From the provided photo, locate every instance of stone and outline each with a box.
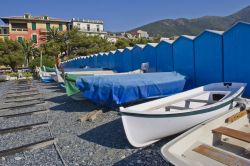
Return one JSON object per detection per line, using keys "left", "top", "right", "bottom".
{"left": 15, "top": 157, "right": 23, "bottom": 161}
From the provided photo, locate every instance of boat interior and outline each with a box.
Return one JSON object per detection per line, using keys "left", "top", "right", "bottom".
{"left": 164, "top": 91, "right": 229, "bottom": 112}
{"left": 164, "top": 108, "right": 250, "bottom": 166}
{"left": 122, "top": 83, "right": 245, "bottom": 114}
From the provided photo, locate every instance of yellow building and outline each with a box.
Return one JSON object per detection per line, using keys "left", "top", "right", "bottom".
{"left": 0, "top": 25, "right": 9, "bottom": 41}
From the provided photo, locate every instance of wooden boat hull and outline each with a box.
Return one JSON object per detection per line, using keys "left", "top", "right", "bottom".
{"left": 121, "top": 102, "right": 233, "bottom": 147}
{"left": 161, "top": 102, "right": 250, "bottom": 166}
{"left": 0, "top": 75, "right": 10, "bottom": 81}
{"left": 120, "top": 83, "right": 246, "bottom": 147}
{"left": 40, "top": 76, "right": 54, "bottom": 83}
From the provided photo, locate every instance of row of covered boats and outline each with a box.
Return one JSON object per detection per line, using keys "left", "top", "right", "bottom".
{"left": 38, "top": 64, "right": 250, "bottom": 166}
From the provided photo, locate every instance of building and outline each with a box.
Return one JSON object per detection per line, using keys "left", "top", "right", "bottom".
{"left": 70, "top": 18, "right": 107, "bottom": 38}
{"left": 130, "top": 30, "right": 149, "bottom": 38}
{"left": 0, "top": 13, "right": 69, "bottom": 45}
{"left": 0, "top": 25, "right": 9, "bottom": 41}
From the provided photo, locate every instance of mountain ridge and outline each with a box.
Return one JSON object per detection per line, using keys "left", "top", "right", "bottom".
{"left": 128, "top": 5, "right": 250, "bottom": 37}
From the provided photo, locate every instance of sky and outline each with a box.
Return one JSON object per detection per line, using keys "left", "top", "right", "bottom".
{"left": 0, "top": 0, "right": 250, "bottom": 32}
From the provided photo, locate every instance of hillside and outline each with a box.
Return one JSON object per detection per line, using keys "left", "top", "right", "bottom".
{"left": 128, "top": 5, "right": 250, "bottom": 37}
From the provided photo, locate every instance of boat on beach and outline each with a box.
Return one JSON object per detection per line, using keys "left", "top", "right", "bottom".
{"left": 161, "top": 100, "right": 250, "bottom": 166}
{"left": 64, "top": 69, "right": 142, "bottom": 100}
{"left": 0, "top": 74, "right": 10, "bottom": 81}
{"left": 119, "top": 82, "right": 246, "bottom": 147}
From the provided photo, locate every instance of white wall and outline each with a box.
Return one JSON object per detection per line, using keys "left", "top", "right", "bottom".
{"left": 72, "top": 21, "right": 104, "bottom": 32}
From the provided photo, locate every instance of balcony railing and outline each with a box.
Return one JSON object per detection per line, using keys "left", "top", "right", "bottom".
{"left": 0, "top": 34, "right": 9, "bottom": 36}
{"left": 11, "top": 28, "right": 28, "bottom": 32}
{"left": 40, "top": 29, "right": 48, "bottom": 33}
{"left": 78, "top": 28, "right": 106, "bottom": 33}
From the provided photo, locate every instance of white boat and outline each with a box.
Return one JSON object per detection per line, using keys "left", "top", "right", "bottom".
{"left": 63, "top": 69, "right": 142, "bottom": 101}
{"left": 0, "top": 74, "right": 10, "bottom": 81}
{"left": 119, "top": 83, "right": 246, "bottom": 147}
{"left": 161, "top": 100, "right": 250, "bottom": 166}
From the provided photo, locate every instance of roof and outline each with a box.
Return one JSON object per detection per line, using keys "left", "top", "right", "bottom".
{"left": 1, "top": 15, "right": 69, "bottom": 24}
{"left": 117, "top": 49, "right": 124, "bottom": 52}
{"left": 146, "top": 43, "right": 158, "bottom": 47}
{"left": 182, "top": 35, "right": 196, "bottom": 40}
{"left": 71, "top": 18, "right": 104, "bottom": 24}
{"left": 0, "top": 25, "right": 9, "bottom": 28}
{"left": 125, "top": 47, "right": 133, "bottom": 50}
{"left": 135, "top": 44, "right": 146, "bottom": 49}
{"left": 223, "top": 21, "right": 250, "bottom": 35}
{"left": 159, "top": 39, "right": 174, "bottom": 45}
{"left": 206, "top": 30, "right": 224, "bottom": 35}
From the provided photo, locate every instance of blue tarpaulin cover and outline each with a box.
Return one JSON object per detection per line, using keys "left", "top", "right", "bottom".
{"left": 76, "top": 72, "right": 186, "bottom": 106}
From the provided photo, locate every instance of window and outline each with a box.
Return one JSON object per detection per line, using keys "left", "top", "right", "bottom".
{"left": 24, "top": 14, "right": 30, "bottom": 19}
{"left": 17, "top": 37, "right": 23, "bottom": 43}
{"left": 87, "top": 24, "right": 90, "bottom": 31}
{"left": 96, "top": 25, "right": 100, "bottom": 32}
{"left": 3, "top": 29, "right": 7, "bottom": 34}
{"left": 44, "top": 16, "right": 48, "bottom": 20}
{"left": 59, "top": 23, "right": 63, "bottom": 31}
{"left": 32, "top": 22, "right": 36, "bottom": 30}
{"left": 46, "top": 23, "right": 50, "bottom": 31}
{"left": 12, "top": 23, "right": 28, "bottom": 31}
{"left": 32, "top": 34, "right": 37, "bottom": 43}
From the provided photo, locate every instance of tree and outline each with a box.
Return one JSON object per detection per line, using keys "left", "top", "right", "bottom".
{"left": 115, "top": 38, "right": 130, "bottom": 49}
{"left": 21, "top": 39, "right": 40, "bottom": 67}
{"left": 0, "top": 39, "right": 24, "bottom": 71}
{"left": 29, "top": 55, "right": 54, "bottom": 69}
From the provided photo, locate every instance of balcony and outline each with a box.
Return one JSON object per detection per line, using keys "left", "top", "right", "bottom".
{"left": 11, "top": 28, "right": 28, "bottom": 32}
{"left": 11, "top": 23, "right": 28, "bottom": 32}
{"left": 40, "top": 29, "right": 48, "bottom": 33}
{"left": 79, "top": 28, "right": 106, "bottom": 34}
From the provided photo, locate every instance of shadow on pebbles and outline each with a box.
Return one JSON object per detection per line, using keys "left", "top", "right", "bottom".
{"left": 0, "top": 80, "right": 176, "bottom": 166}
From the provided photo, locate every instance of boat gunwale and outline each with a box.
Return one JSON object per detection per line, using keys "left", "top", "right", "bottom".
{"left": 160, "top": 106, "right": 247, "bottom": 166}
{"left": 119, "top": 84, "right": 245, "bottom": 118}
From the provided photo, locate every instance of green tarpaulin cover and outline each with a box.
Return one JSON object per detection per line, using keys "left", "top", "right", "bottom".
{"left": 65, "top": 74, "right": 93, "bottom": 96}
{"left": 42, "top": 66, "right": 56, "bottom": 72}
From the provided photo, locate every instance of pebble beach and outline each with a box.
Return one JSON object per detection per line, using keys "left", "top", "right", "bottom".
{"left": 0, "top": 80, "right": 175, "bottom": 166}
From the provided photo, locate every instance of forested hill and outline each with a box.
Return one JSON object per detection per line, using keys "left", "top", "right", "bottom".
{"left": 128, "top": 5, "right": 250, "bottom": 37}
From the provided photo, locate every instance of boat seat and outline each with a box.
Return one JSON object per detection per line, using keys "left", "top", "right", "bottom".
{"left": 165, "top": 105, "right": 187, "bottom": 111}
{"left": 212, "top": 127, "right": 250, "bottom": 143}
{"left": 193, "top": 144, "right": 250, "bottom": 165}
{"left": 186, "top": 98, "right": 215, "bottom": 104}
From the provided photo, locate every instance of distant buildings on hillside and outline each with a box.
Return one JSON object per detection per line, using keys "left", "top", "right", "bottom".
{"left": 70, "top": 18, "right": 107, "bottom": 38}
{"left": 0, "top": 13, "right": 150, "bottom": 45}
{"left": 106, "top": 30, "right": 150, "bottom": 43}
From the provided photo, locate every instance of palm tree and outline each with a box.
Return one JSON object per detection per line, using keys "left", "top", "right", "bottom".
{"left": 21, "top": 39, "right": 39, "bottom": 67}
{"left": 47, "top": 27, "right": 61, "bottom": 42}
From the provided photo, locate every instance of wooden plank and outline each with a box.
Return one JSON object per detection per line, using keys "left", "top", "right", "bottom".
{"left": 0, "top": 122, "right": 49, "bottom": 134}
{"left": 0, "top": 138, "right": 57, "bottom": 157}
{"left": 88, "top": 110, "right": 103, "bottom": 122}
{"left": 6, "top": 89, "right": 38, "bottom": 95}
{"left": 186, "top": 99, "right": 215, "bottom": 104}
{"left": 0, "top": 109, "right": 49, "bottom": 118}
{"left": 165, "top": 105, "right": 187, "bottom": 111}
{"left": 0, "top": 101, "right": 45, "bottom": 110}
{"left": 78, "top": 110, "right": 103, "bottom": 122}
{"left": 6, "top": 93, "right": 41, "bottom": 99}
{"left": 225, "top": 109, "right": 250, "bottom": 124}
{"left": 212, "top": 127, "right": 250, "bottom": 143}
{"left": 193, "top": 144, "right": 250, "bottom": 166}
{"left": 4, "top": 97, "right": 43, "bottom": 103}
